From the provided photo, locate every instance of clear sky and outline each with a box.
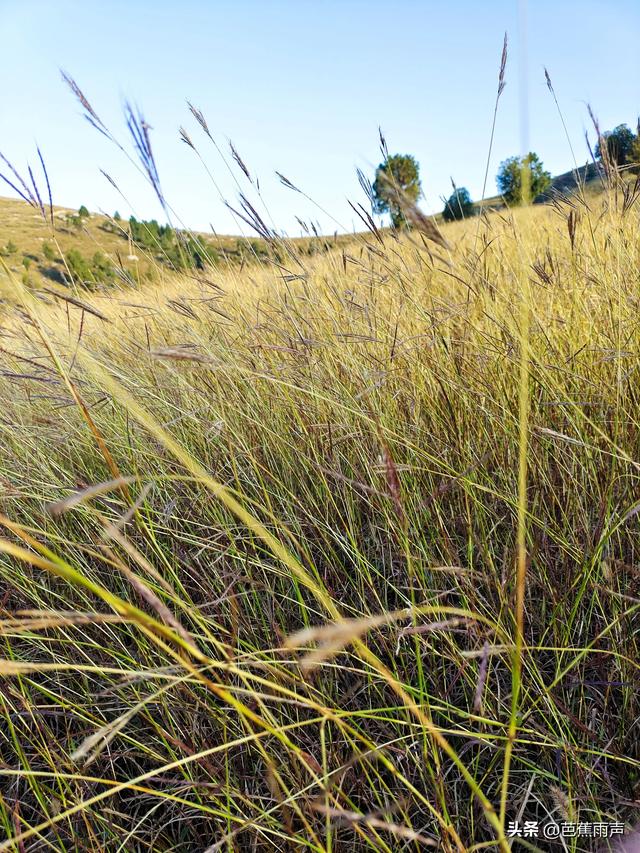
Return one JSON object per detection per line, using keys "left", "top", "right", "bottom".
{"left": 1, "top": 0, "right": 638, "bottom": 236}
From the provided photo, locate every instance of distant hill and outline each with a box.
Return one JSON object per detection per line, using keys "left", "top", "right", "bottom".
{"left": 0, "top": 161, "right": 613, "bottom": 295}
{"left": 0, "top": 197, "right": 355, "bottom": 294}
{"left": 536, "top": 161, "right": 606, "bottom": 201}
{"left": 469, "top": 162, "right": 605, "bottom": 213}
{"left": 0, "top": 197, "right": 243, "bottom": 293}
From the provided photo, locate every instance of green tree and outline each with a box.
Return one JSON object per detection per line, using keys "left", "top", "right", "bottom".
{"left": 78, "top": 205, "right": 90, "bottom": 218}
{"left": 496, "top": 152, "right": 551, "bottom": 205}
{"left": 372, "top": 154, "right": 421, "bottom": 228}
{"left": 66, "top": 212, "right": 82, "bottom": 229}
{"left": 595, "top": 124, "right": 636, "bottom": 167}
{"left": 91, "top": 251, "right": 115, "bottom": 283}
{"left": 442, "top": 186, "right": 474, "bottom": 222}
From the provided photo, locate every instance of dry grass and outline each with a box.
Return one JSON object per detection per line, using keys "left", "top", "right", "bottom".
{"left": 0, "top": 177, "right": 639, "bottom": 852}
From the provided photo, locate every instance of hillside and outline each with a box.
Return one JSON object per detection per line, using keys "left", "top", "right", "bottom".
{"left": 0, "top": 196, "right": 361, "bottom": 296}
{"left": 544, "top": 160, "right": 602, "bottom": 194}
{"left": 0, "top": 197, "right": 210, "bottom": 292}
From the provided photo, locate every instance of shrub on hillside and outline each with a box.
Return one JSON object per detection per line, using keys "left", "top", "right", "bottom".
{"left": 64, "top": 249, "right": 114, "bottom": 288}
{"left": 91, "top": 251, "right": 115, "bottom": 283}
{"left": 64, "top": 249, "right": 92, "bottom": 285}
{"left": 0, "top": 241, "right": 17, "bottom": 256}
{"left": 42, "top": 242, "right": 56, "bottom": 261}
{"left": 65, "top": 213, "right": 84, "bottom": 229}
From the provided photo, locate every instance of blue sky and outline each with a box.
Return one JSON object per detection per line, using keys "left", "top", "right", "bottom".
{"left": 1, "top": 0, "right": 638, "bottom": 235}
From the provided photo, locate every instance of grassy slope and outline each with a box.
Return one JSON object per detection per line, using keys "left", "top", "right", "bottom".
{"left": 0, "top": 196, "right": 161, "bottom": 290}
{"left": 0, "top": 195, "right": 359, "bottom": 296}
{"left": 0, "top": 187, "right": 639, "bottom": 850}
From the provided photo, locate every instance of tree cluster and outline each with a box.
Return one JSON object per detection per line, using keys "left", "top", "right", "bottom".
{"left": 64, "top": 249, "right": 115, "bottom": 289}
{"left": 126, "top": 216, "right": 218, "bottom": 271}
{"left": 595, "top": 123, "right": 640, "bottom": 170}
{"left": 371, "top": 148, "right": 557, "bottom": 227}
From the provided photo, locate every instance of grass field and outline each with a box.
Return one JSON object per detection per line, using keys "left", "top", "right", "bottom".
{"left": 0, "top": 170, "right": 639, "bottom": 851}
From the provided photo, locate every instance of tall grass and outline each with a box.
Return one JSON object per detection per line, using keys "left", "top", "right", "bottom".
{"left": 1, "top": 163, "right": 639, "bottom": 851}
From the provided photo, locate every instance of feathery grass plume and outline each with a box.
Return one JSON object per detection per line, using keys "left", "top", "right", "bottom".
{"left": 149, "top": 346, "right": 215, "bottom": 363}
{"left": 186, "top": 99, "right": 250, "bottom": 200}
{"left": 61, "top": 70, "right": 110, "bottom": 138}
{"left": 308, "top": 804, "right": 438, "bottom": 847}
{"left": 400, "top": 200, "right": 450, "bottom": 249}
{"left": 587, "top": 102, "right": 617, "bottom": 189}
{"left": 42, "top": 287, "right": 110, "bottom": 321}
{"left": 36, "top": 146, "right": 54, "bottom": 229}
{"left": 549, "top": 783, "right": 574, "bottom": 823}
{"left": 124, "top": 102, "right": 166, "bottom": 212}
{"left": 275, "top": 171, "right": 301, "bottom": 192}
{"left": 60, "top": 80, "right": 213, "bottom": 276}
{"left": 295, "top": 215, "right": 310, "bottom": 235}
{"left": 347, "top": 199, "right": 384, "bottom": 245}
{"left": 229, "top": 141, "right": 252, "bottom": 182}
{"left": 27, "top": 164, "right": 46, "bottom": 219}
{"left": 567, "top": 207, "right": 578, "bottom": 251}
{"left": 187, "top": 100, "right": 213, "bottom": 139}
{"left": 498, "top": 31, "right": 507, "bottom": 95}
{"left": 476, "top": 32, "right": 508, "bottom": 230}
{"left": 368, "top": 163, "right": 450, "bottom": 248}
{"left": 544, "top": 67, "right": 581, "bottom": 190}
{"left": 378, "top": 125, "right": 389, "bottom": 161}
{"left": 99, "top": 169, "right": 119, "bottom": 193}
{"left": 226, "top": 192, "right": 274, "bottom": 241}
{"left": 179, "top": 126, "right": 196, "bottom": 149}
{"left": 356, "top": 166, "right": 375, "bottom": 208}
{"left": 0, "top": 152, "right": 39, "bottom": 208}
{"left": 47, "top": 476, "right": 136, "bottom": 516}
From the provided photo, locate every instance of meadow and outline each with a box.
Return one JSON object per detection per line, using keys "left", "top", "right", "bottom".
{"left": 0, "top": 162, "right": 639, "bottom": 851}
